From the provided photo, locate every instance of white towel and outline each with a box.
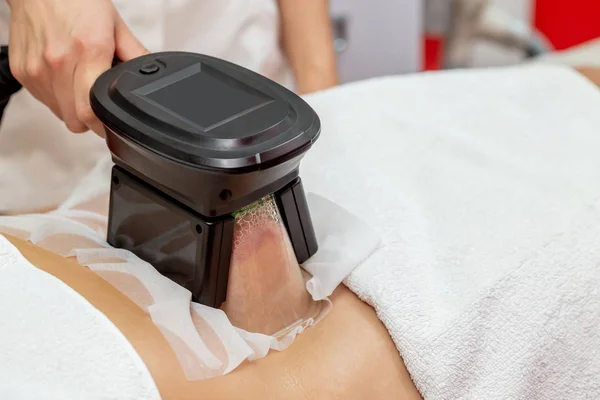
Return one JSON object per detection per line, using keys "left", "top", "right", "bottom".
{"left": 0, "top": 235, "right": 162, "bottom": 400}
{"left": 301, "top": 65, "right": 600, "bottom": 399}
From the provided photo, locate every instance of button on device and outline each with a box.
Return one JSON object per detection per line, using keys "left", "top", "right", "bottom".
{"left": 139, "top": 63, "right": 160, "bottom": 74}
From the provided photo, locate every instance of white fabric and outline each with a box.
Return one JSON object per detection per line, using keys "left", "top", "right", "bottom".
{"left": 535, "top": 38, "right": 600, "bottom": 68}
{"left": 0, "top": 0, "right": 290, "bottom": 213}
{"left": 0, "top": 153, "right": 378, "bottom": 384}
{"left": 299, "top": 64, "right": 600, "bottom": 399}
{"left": 304, "top": 193, "right": 381, "bottom": 300}
{"left": 0, "top": 235, "right": 162, "bottom": 400}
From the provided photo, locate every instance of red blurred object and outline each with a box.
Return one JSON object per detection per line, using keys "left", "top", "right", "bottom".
{"left": 424, "top": 35, "right": 444, "bottom": 71}
{"left": 534, "top": 0, "right": 600, "bottom": 50}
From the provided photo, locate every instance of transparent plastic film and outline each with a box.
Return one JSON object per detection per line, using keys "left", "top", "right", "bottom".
{"left": 223, "top": 195, "right": 326, "bottom": 337}
{"left": 0, "top": 155, "right": 379, "bottom": 380}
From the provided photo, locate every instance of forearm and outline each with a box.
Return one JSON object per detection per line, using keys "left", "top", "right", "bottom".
{"left": 277, "top": 0, "right": 338, "bottom": 94}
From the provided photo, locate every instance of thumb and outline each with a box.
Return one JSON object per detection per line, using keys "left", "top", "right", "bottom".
{"left": 114, "top": 16, "right": 149, "bottom": 61}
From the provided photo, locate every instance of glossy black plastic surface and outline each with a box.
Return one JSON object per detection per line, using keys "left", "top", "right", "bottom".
{"left": 276, "top": 178, "right": 318, "bottom": 264}
{"left": 91, "top": 51, "right": 320, "bottom": 172}
{"left": 106, "top": 125, "right": 304, "bottom": 217}
{"left": 109, "top": 166, "right": 234, "bottom": 306}
{"left": 92, "top": 51, "right": 321, "bottom": 218}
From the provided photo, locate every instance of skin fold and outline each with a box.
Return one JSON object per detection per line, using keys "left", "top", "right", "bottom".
{"left": 223, "top": 197, "right": 322, "bottom": 336}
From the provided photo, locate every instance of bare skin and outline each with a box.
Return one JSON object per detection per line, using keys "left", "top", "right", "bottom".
{"left": 7, "top": 0, "right": 148, "bottom": 135}
{"left": 4, "top": 234, "right": 421, "bottom": 399}
{"left": 223, "top": 198, "right": 320, "bottom": 336}
{"left": 576, "top": 67, "right": 600, "bottom": 87}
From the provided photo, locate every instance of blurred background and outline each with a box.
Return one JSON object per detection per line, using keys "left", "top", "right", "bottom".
{"left": 329, "top": 0, "right": 600, "bottom": 83}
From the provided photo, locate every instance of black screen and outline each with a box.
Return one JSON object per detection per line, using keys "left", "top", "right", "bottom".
{"left": 145, "top": 67, "right": 271, "bottom": 129}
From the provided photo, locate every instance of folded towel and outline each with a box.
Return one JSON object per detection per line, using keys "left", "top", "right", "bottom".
{"left": 301, "top": 65, "right": 600, "bottom": 399}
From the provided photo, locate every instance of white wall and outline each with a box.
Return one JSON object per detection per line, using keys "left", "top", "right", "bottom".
{"left": 328, "top": 0, "right": 534, "bottom": 81}
{"left": 329, "top": 0, "right": 423, "bottom": 83}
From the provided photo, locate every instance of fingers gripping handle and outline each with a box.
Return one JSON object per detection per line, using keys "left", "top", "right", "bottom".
{"left": 0, "top": 45, "right": 121, "bottom": 124}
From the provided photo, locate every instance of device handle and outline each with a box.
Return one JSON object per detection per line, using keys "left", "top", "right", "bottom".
{"left": 0, "top": 46, "right": 23, "bottom": 124}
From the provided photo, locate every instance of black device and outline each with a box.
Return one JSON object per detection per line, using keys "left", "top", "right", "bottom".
{"left": 90, "top": 52, "right": 320, "bottom": 308}
{"left": 0, "top": 49, "right": 320, "bottom": 308}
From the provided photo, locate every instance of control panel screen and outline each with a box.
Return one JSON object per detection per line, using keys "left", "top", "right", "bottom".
{"left": 144, "top": 66, "right": 272, "bottom": 129}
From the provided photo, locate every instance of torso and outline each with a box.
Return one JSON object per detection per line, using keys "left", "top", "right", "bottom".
{"left": 4, "top": 234, "right": 421, "bottom": 400}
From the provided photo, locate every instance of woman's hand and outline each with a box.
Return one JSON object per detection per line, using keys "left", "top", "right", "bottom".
{"left": 7, "top": 0, "right": 148, "bottom": 135}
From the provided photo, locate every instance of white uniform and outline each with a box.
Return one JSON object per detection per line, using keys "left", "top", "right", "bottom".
{"left": 0, "top": 0, "right": 292, "bottom": 213}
